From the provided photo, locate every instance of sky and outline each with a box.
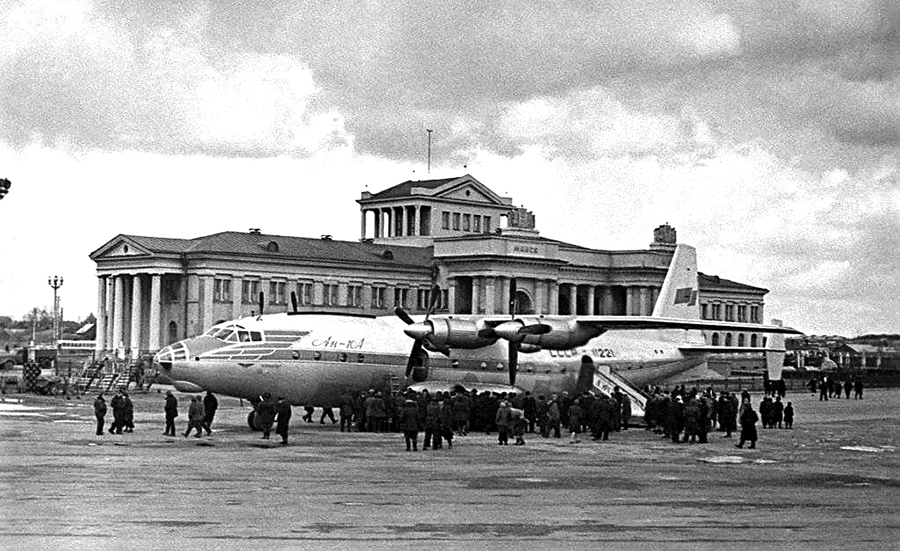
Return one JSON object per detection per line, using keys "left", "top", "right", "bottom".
{"left": 0, "top": 0, "right": 897, "bottom": 337}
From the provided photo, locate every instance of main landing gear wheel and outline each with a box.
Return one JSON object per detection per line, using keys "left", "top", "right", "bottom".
{"left": 247, "top": 410, "right": 261, "bottom": 431}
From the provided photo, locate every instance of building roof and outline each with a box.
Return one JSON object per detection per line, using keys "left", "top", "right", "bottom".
{"left": 365, "top": 176, "right": 462, "bottom": 200}
{"left": 97, "top": 232, "right": 434, "bottom": 268}
{"left": 698, "top": 272, "right": 768, "bottom": 293}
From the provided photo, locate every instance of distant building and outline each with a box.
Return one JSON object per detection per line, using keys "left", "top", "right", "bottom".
{"left": 90, "top": 174, "right": 768, "bottom": 357}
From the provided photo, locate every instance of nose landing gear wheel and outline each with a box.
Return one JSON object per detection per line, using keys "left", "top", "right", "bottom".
{"left": 247, "top": 410, "right": 260, "bottom": 431}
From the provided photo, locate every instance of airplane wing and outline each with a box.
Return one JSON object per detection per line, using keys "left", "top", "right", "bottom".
{"left": 482, "top": 315, "right": 803, "bottom": 334}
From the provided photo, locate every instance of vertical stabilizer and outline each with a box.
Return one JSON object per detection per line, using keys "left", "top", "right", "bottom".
{"left": 651, "top": 244, "right": 700, "bottom": 320}
{"left": 765, "top": 319, "right": 786, "bottom": 381}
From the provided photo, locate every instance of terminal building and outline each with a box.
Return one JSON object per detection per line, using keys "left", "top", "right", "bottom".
{"left": 90, "top": 174, "right": 768, "bottom": 358}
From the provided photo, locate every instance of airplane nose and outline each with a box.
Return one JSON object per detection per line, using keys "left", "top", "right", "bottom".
{"left": 154, "top": 342, "right": 188, "bottom": 369}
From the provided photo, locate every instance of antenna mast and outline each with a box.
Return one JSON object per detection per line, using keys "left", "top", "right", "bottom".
{"left": 426, "top": 129, "right": 433, "bottom": 175}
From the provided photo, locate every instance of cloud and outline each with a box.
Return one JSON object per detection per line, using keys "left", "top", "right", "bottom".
{"left": 0, "top": 0, "right": 348, "bottom": 156}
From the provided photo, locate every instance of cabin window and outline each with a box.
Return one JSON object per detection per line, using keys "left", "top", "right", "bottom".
{"left": 338, "top": 353, "right": 348, "bottom": 362}
{"left": 313, "top": 351, "right": 322, "bottom": 360}
{"left": 357, "top": 354, "right": 365, "bottom": 363}
{"left": 250, "top": 332, "right": 262, "bottom": 342}
{"left": 292, "top": 351, "right": 300, "bottom": 360}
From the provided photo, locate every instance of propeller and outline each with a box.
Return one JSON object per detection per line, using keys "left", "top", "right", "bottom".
{"left": 290, "top": 291, "right": 299, "bottom": 313}
{"left": 395, "top": 285, "right": 440, "bottom": 378}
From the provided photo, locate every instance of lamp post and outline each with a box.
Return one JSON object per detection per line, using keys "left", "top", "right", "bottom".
{"left": 48, "top": 276, "right": 63, "bottom": 346}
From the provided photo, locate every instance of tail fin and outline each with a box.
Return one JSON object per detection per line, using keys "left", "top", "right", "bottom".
{"left": 651, "top": 244, "right": 700, "bottom": 320}
{"left": 765, "top": 319, "right": 786, "bottom": 381}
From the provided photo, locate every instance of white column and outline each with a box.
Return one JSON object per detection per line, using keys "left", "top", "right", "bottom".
{"left": 548, "top": 281, "right": 559, "bottom": 314}
{"left": 129, "top": 274, "right": 143, "bottom": 356}
{"left": 625, "top": 287, "right": 634, "bottom": 316}
{"left": 149, "top": 275, "right": 162, "bottom": 351}
{"left": 472, "top": 276, "right": 482, "bottom": 314}
{"left": 113, "top": 275, "right": 125, "bottom": 354}
{"left": 534, "top": 279, "right": 544, "bottom": 315}
{"left": 569, "top": 284, "right": 577, "bottom": 315}
{"left": 412, "top": 206, "right": 420, "bottom": 237}
{"left": 484, "top": 278, "right": 496, "bottom": 315}
{"left": 447, "top": 278, "right": 457, "bottom": 314}
{"left": 651, "top": 287, "right": 660, "bottom": 312}
{"left": 587, "top": 286, "right": 595, "bottom": 315}
{"left": 499, "top": 277, "right": 509, "bottom": 315}
{"left": 231, "top": 276, "right": 243, "bottom": 320}
{"left": 96, "top": 276, "right": 107, "bottom": 351}
{"left": 201, "top": 276, "right": 214, "bottom": 332}
{"left": 639, "top": 286, "right": 649, "bottom": 316}
{"left": 105, "top": 277, "right": 115, "bottom": 352}
{"left": 360, "top": 209, "right": 367, "bottom": 240}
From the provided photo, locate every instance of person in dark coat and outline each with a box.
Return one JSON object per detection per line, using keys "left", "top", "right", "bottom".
{"left": 772, "top": 396, "right": 784, "bottom": 429}
{"left": 423, "top": 397, "right": 442, "bottom": 450}
{"left": 256, "top": 392, "right": 277, "bottom": 439}
{"left": 122, "top": 392, "right": 134, "bottom": 433}
{"left": 275, "top": 397, "right": 292, "bottom": 445}
{"left": 93, "top": 394, "right": 107, "bottom": 436}
{"left": 399, "top": 399, "right": 419, "bottom": 451}
{"left": 202, "top": 391, "right": 218, "bottom": 435}
{"left": 668, "top": 396, "right": 685, "bottom": 443}
{"left": 495, "top": 401, "right": 511, "bottom": 445}
{"left": 784, "top": 402, "right": 794, "bottom": 428}
{"left": 568, "top": 399, "right": 583, "bottom": 443}
{"left": 438, "top": 394, "right": 454, "bottom": 448}
{"left": 184, "top": 395, "right": 205, "bottom": 438}
{"left": 735, "top": 399, "right": 759, "bottom": 449}
{"left": 523, "top": 391, "right": 537, "bottom": 433}
{"left": 853, "top": 376, "right": 863, "bottom": 399}
{"left": 620, "top": 394, "right": 632, "bottom": 430}
{"left": 108, "top": 390, "right": 125, "bottom": 434}
{"left": 163, "top": 390, "right": 178, "bottom": 436}
{"left": 339, "top": 391, "right": 355, "bottom": 432}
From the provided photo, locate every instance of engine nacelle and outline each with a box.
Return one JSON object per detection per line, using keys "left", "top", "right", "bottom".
{"left": 517, "top": 317, "right": 604, "bottom": 350}
{"left": 427, "top": 318, "right": 498, "bottom": 350}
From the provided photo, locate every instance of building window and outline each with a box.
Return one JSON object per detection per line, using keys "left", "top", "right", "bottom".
{"left": 711, "top": 303, "right": 722, "bottom": 320}
{"left": 750, "top": 305, "right": 760, "bottom": 323}
{"left": 750, "top": 334, "right": 758, "bottom": 347}
{"left": 725, "top": 304, "right": 735, "bottom": 322}
{"left": 298, "top": 282, "right": 313, "bottom": 305}
{"left": 417, "top": 288, "right": 432, "bottom": 310}
{"left": 441, "top": 211, "right": 450, "bottom": 230}
{"left": 700, "top": 303, "right": 708, "bottom": 319}
{"left": 711, "top": 333, "right": 719, "bottom": 345}
{"left": 348, "top": 285, "right": 363, "bottom": 307}
{"left": 452, "top": 213, "right": 461, "bottom": 230}
{"left": 393, "top": 288, "right": 408, "bottom": 308}
{"left": 242, "top": 280, "right": 260, "bottom": 304}
{"left": 323, "top": 283, "right": 339, "bottom": 306}
{"left": 737, "top": 305, "right": 747, "bottom": 322}
{"left": 473, "top": 215, "right": 481, "bottom": 233}
{"left": 371, "top": 287, "right": 386, "bottom": 309}
{"left": 441, "top": 289, "right": 449, "bottom": 310}
{"left": 163, "top": 277, "right": 180, "bottom": 302}
{"left": 725, "top": 333, "right": 733, "bottom": 346}
{"left": 738, "top": 333, "right": 745, "bottom": 347}
{"left": 269, "top": 281, "right": 286, "bottom": 305}
{"left": 463, "top": 214, "right": 471, "bottom": 231}
{"left": 483, "top": 216, "right": 491, "bottom": 233}
{"left": 214, "top": 278, "right": 231, "bottom": 302}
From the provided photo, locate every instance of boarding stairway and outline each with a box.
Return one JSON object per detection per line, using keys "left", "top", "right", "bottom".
{"left": 590, "top": 366, "right": 648, "bottom": 419}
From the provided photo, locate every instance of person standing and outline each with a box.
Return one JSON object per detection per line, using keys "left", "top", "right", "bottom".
{"left": 495, "top": 401, "right": 511, "bottom": 445}
{"left": 122, "top": 391, "right": 134, "bottom": 433}
{"left": 275, "top": 397, "right": 292, "bottom": 445}
{"left": 568, "top": 399, "right": 583, "bottom": 444}
{"left": 202, "top": 391, "right": 218, "bottom": 435}
{"left": 184, "top": 395, "right": 205, "bottom": 438}
{"left": 735, "top": 399, "right": 759, "bottom": 449}
{"left": 93, "top": 394, "right": 107, "bottom": 436}
{"left": 423, "top": 396, "right": 441, "bottom": 450}
{"left": 399, "top": 399, "right": 419, "bottom": 451}
{"left": 256, "top": 393, "right": 277, "bottom": 439}
{"left": 853, "top": 376, "right": 864, "bottom": 400}
{"left": 108, "top": 390, "right": 124, "bottom": 434}
{"left": 163, "top": 391, "right": 178, "bottom": 436}
{"left": 784, "top": 402, "right": 794, "bottom": 429}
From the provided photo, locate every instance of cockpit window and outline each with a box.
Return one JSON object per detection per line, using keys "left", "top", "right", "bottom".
{"left": 207, "top": 323, "right": 254, "bottom": 343}
{"left": 250, "top": 332, "right": 262, "bottom": 342}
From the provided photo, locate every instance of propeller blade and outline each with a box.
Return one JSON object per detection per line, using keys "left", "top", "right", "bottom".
{"left": 394, "top": 307, "right": 415, "bottom": 325}
{"left": 509, "top": 277, "right": 518, "bottom": 316}
{"left": 257, "top": 291, "right": 265, "bottom": 320}
{"left": 290, "top": 291, "right": 298, "bottom": 313}
{"left": 406, "top": 339, "right": 423, "bottom": 378}
{"left": 508, "top": 341, "right": 518, "bottom": 386}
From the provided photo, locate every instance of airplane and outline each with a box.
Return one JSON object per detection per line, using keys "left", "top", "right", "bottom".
{"left": 153, "top": 244, "right": 802, "bottom": 425}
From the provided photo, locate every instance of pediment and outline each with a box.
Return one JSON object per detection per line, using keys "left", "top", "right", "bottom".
{"left": 430, "top": 176, "right": 510, "bottom": 205}
{"left": 90, "top": 236, "right": 153, "bottom": 260}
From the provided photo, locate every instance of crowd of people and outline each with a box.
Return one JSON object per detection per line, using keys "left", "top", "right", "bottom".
{"left": 806, "top": 375, "right": 864, "bottom": 401}
{"left": 87, "top": 381, "right": 811, "bottom": 451}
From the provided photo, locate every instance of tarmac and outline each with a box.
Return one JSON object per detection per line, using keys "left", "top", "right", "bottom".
{"left": 0, "top": 386, "right": 897, "bottom": 549}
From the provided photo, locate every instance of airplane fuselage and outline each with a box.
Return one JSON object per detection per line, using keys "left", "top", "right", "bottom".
{"left": 156, "top": 313, "right": 712, "bottom": 406}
